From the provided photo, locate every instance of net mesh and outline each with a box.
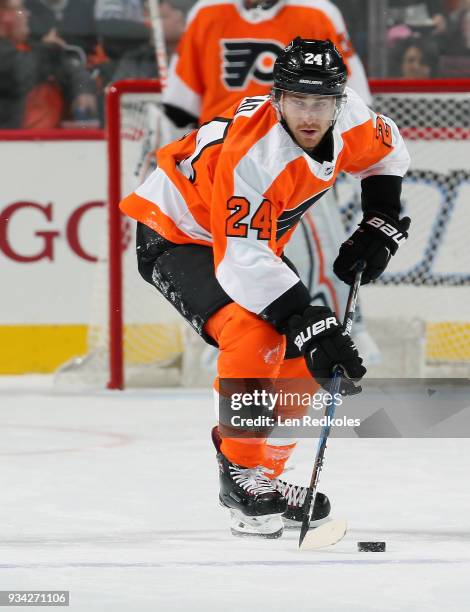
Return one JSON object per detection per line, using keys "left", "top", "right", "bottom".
{"left": 336, "top": 89, "right": 470, "bottom": 366}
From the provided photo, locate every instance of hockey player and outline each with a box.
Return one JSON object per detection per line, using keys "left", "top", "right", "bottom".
{"left": 120, "top": 38, "right": 411, "bottom": 538}
{"left": 161, "top": 0, "right": 371, "bottom": 127}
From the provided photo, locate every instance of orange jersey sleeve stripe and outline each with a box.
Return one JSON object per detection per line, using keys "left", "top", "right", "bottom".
{"left": 340, "top": 118, "right": 378, "bottom": 172}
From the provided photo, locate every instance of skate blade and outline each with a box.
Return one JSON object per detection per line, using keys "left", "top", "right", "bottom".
{"left": 283, "top": 516, "right": 332, "bottom": 530}
{"left": 230, "top": 527, "right": 283, "bottom": 539}
{"left": 299, "top": 519, "right": 347, "bottom": 551}
{"left": 229, "top": 509, "right": 284, "bottom": 539}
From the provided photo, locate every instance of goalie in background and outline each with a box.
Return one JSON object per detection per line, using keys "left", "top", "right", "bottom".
{"left": 161, "top": 0, "right": 371, "bottom": 127}
{"left": 120, "top": 38, "right": 411, "bottom": 538}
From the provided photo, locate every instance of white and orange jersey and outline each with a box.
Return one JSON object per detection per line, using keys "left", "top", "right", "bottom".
{"left": 162, "top": 0, "right": 371, "bottom": 124}
{"left": 120, "top": 88, "right": 410, "bottom": 316}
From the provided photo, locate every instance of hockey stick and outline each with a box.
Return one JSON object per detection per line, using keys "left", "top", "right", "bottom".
{"left": 131, "top": 0, "right": 170, "bottom": 187}
{"left": 299, "top": 260, "right": 366, "bottom": 550}
{"left": 148, "top": 0, "right": 168, "bottom": 91}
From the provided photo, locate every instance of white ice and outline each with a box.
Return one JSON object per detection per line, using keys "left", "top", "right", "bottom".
{"left": 1, "top": 375, "right": 470, "bottom": 611}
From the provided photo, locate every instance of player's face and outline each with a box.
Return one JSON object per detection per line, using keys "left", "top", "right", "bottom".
{"left": 401, "top": 47, "right": 430, "bottom": 79}
{"left": 280, "top": 92, "right": 337, "bottom": 151}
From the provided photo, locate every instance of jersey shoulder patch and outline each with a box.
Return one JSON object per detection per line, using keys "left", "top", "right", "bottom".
{"left": 234, "top": 95, "right": 271, "bottom": 119}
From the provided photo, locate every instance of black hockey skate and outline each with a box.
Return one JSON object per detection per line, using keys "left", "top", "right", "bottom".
{"left": 274, "top": 478, "right": 331, "bottom": 529}
{"left": 212, "top": 427, "right": 287, "bottom": 538}
{"left": 217, "top": 453, "right": 288, "bottom": 538}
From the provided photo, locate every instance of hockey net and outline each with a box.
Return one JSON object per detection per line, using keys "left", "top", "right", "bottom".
{"left": 56, "top": 80, "right": 185, "bottom": 388}
{"left": 55, "top": 78, "right": 470, "bottom": 388}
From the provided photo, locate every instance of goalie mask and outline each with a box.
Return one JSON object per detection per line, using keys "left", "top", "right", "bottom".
{"left": 242, "top": 0, "right": 280, "bottom": 10}
{"left": 271, "top": 38, "right": 348, "bottom": 133}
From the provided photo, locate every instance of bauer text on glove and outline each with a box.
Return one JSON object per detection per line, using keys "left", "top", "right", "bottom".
{"left": 333, "top": 212, "right": 411, "bottom": 285}
{"left": 286, "top": 305, "right": 366, "bottom": 392}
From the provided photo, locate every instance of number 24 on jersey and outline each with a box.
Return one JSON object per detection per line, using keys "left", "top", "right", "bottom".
{"left": 226, "top": 197, "right": 272, "bottom": 240}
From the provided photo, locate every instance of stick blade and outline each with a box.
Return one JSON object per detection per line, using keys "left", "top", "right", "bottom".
{"left": 298, "top": 519, "right": 347, "bottom": 551}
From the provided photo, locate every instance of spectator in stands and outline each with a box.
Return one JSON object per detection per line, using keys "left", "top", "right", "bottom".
{"left": 439, "top": 6, "right": 470, "bottom": 75}
{"left": 24, "top": 0, "right": 96, "bottom": 56}
{"left": 449, "top": 0, "right": 470, "bottom": 16}
{"left": 94, "top": 0, "right": 149, "bottom": 63}
{"left": 95, "top": 0, "right": 144, "bottom": 22}
{"left": 391, "top": 36, "right": 440, "bottom": 78}
{"left": 0, "top": 0, "right": 97, "bottom": 128}
{"left": 388, "top": 0, "right": 448, "bottom": 35}
{"left": 387, "top": 0, "right": 448, "bottom": 56}
{"left": 447, "top": 6, "right": 470, "bottom": 52}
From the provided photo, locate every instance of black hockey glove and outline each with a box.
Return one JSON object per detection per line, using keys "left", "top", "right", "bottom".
{"left": 334, "top": 212, "right": 411, "bottom": 285}
{"left": 286, "top": 305, "right": 366, "bottom": 395}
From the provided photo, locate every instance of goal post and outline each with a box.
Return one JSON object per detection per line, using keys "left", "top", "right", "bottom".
{"left": 106, "top": 79, "right": 163, "bottom": 389}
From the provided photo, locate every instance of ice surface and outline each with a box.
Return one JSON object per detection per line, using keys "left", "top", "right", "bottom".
{"left": 1, "top": 376, "right": 470, "bottom": 611}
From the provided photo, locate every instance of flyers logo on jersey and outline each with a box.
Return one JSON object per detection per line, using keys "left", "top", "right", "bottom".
{"left": 221, "top": 40, "right": 284, "bottom": 89}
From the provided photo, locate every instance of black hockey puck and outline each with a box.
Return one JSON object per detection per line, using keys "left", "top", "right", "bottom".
{"left": 357, "top": 541, "right": 386, "bottom": 552}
